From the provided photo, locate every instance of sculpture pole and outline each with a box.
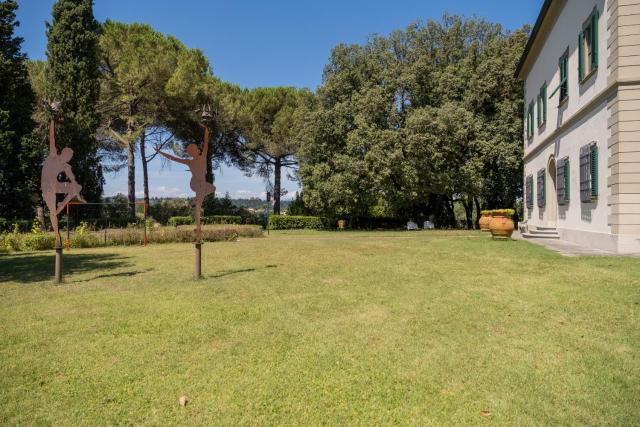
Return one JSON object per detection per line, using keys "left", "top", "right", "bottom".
{"left": 50, "top": 116, "right": 63, "bottom": 283}
{"left": 194, "top": 123, "right": 210, "bottom": 279}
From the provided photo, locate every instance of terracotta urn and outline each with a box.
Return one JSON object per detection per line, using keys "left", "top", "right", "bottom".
{"left": 479, "top": 212, "right": 493, "bottom": 232}
{"left": 489, "top": 213, "right": 515, "bottom": 240}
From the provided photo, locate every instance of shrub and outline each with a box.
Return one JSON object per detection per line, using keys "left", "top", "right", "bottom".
{"left": 491, "top": 209, "right": 515, "bottom": 217}
{"left": 202, "top": 215, "right": 242, "bottom": 225}
{"left": 22, "top": 234, "right": 56, "bottom": 251}
{"left": 168, "top": 216, "right": 194, "bottom": 226}
{"left": 268, "top": 215, "right": 326, "bottom": 230}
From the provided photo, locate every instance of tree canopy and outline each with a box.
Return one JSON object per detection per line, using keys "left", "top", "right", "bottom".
{"left": 0, "top": 0, "right": 40, "bottom": 220}
{"left": 297, "top": 16, "right": 528, "bottom": 226}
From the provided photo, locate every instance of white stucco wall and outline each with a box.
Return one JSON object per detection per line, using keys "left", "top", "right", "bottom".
{"left": 523, "top": 0, "right": 609, "bottom": 152}
{"left": 524, "top": 101, "right": 609, "bottom": 233}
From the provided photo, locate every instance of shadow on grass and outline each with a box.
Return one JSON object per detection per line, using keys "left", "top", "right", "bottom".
{"left": 208, "top": 264, "right": 279, "bottom": 279}
{"left": 0, "top": 252, "right": 135, "bottom": 284}
{"left": 71, "top": 268, "right": 153, "bottom": 283}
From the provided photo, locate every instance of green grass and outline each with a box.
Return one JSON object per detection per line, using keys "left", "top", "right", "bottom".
{"left": 0, "top": 230, "right": 639, "bottom": 425}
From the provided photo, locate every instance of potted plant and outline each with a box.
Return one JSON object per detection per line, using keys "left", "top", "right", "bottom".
{"left": 479, "top": 210, "right": 493, "bottom": 232}
{"left": 489, "top": 209, "right": 515, "bottom": 240}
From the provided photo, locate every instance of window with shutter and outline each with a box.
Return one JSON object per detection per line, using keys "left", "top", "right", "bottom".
{"left": 526, "top": 175, "right": 534, "bottom": 209}
{"left": 556, "top": 157, "right": 570, "bottom": 205}
{"left": 590, "top": 145, "right": 598, "bottom": 198}
{"left": 580, "top": 144, "right": 596, "bottom": 202}
{"left": 537, "top": 169, "right": 546, "bottom": 208}
{"left": 551, "top": 50, "right": 570, "bottom": 103}
{"left": 538, "top": 84, "right": 547, "bottom": 127}
{"left": 579, "top": 9, "right": 599, "bottom": 83}
{"left": 564, "top": 158, "right": 570, "bottom": 202}
{"left": 556, "top": 158, "right": 565, "bottom": 205}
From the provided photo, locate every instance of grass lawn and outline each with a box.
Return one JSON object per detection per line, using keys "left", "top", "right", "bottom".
{"left": 1, "top": 230, "right": 639, "bottom": 425}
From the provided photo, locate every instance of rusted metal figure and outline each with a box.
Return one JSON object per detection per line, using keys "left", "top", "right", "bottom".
{"left": 41, "top": 101, "right": 85, "bottom": 283}
{"left": 155, "top": 107, "right": 215, "bottom": 279}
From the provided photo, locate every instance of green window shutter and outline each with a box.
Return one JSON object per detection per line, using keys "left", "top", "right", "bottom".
{"left": 591, "top": 145, "right": 598, "bottom": 198}
{"left": 556, "top": 158, "right": 565, "bottom": 205}
{"left": 580, "top": 145, "right": 591, "bottom": 202}
{"left": 537, "top": 94, "right": 541, "bottom": 127}
{"left": 563, "top": 56, "right": 569, "bottom": 99}
{"left": 537, "top": 169, "right": 546, "bottom": 208}
{"left": 543, "top": 85, "right": 547, "bottom": 123}
{"left": 592, "top": 10, "right": 599, "bottom": 68}
{"left": 564, "top": 159, "right": 570, "bottom": 201}
{"left": 579, "top": 32, "right": 585, "bottom": 81}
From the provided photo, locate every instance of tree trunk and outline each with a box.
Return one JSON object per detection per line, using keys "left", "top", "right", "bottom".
{"left": 273, "top": 157, "right": 282, "bottom": 215}
{"left": 139, "top": 130, "right": 149, "bottom": 212}
{"left": 462, "top": 196, "right": 473, "bottom": 229}
{"left": 474, "top": 197, "right": 482, "bottom": 229}
{"left": 127, "top": 139, "right": 136, "bottom": 221}
{"left": 36, "top": 203, "right": 46, "bottom": 231}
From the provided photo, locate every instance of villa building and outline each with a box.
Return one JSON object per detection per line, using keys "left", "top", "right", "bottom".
{"left": 517, "top": 0, "right": 640, "bottom": 254}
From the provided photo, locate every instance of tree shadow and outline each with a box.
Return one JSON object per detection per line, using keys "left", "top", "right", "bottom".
{"left": 207, "top": 264, "right": 279, "bottom": 279}
{"left": 0, "top": 252, "right": 135, "bottom": 284}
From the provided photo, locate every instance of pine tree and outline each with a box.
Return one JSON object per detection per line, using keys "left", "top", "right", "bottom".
{"left": 0, "top": 0, "right": 41, "bottom": 220}
{"left": 45, "top": 0, "right": 103, "bottom": 204}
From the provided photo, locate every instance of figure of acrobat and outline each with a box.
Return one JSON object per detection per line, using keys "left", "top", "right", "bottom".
{"left": 41, "top": 107, "right": 85, "bottom": 246}
{"left": 155, "top": 128, "right": 215, "bottom": 240}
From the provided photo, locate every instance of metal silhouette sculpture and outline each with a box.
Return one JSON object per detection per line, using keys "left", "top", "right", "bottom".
{"left": 155, "top": 107, "right": 215, "bottom": 279}
{"left": 41, "top": 101, "right": 85, "bottom": 283}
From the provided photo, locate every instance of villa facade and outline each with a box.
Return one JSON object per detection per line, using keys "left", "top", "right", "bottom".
{"left": 517, "top": 0, "right": 640, "bottom": 253}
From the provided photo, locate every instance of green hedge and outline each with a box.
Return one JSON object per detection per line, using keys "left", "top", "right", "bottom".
{"left": 168, "top": 215, "right": 243, "bottom": 226}
{"left": 1, "top": 224, "right": 263, "bottom": 252}
{"left": 268, "top": 215, "right": 327, "bottom": 230}
{"left": 203, "top": 215, "right": 242, "bottom": 225}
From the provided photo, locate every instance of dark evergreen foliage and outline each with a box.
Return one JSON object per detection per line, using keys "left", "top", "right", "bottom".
{"left": 45, "top": 0, "right": 103, "bottom": 202}
{"left": 0, "top": 0, "right": 41, "bottom": 219}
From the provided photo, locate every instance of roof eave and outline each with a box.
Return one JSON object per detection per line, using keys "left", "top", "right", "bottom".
{"left": 515, "top": 0, "right": 555, "bottom": 80}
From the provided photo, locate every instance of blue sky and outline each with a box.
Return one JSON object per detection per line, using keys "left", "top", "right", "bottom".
{"left": 16, "top": 0, "right": 541, "bottom": 199}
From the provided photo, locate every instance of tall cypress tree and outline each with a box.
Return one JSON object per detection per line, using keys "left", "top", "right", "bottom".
{"left": 0, "top": 0, "right": 40, "bottom": 220}
{"left": 46, "top": 0, "right": 103, "bottom": 203}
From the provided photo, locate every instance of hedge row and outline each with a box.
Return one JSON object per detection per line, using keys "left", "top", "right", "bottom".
{"left": 267, "top": 215, "right": 328, "bottom": 230}
{"left": 168, "top": 215, "right": 243, "bottom": 226}
{"left": 0, "top": 224, "right": 263, "bottom": 252}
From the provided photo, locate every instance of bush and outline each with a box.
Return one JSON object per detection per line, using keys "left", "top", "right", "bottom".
{"left": 169, "top": 215, "right": 244, "bottom": 226}
{"left": 202, "top": 215, "right": 242, "bottom": 225}
{"left": 21, "top": 234, "right": 56, "bottom": 251}
{"left": 168, "top": 216, "right": 194, "bottom": 226}
{"left": 268, "top": 215, "right": 327, "bottom": 230}
{"left": 490, "top": 209, "right": 515, "bottom": 217}
{"left": 0, "top": 224, "right": 263, "bottom": 252}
